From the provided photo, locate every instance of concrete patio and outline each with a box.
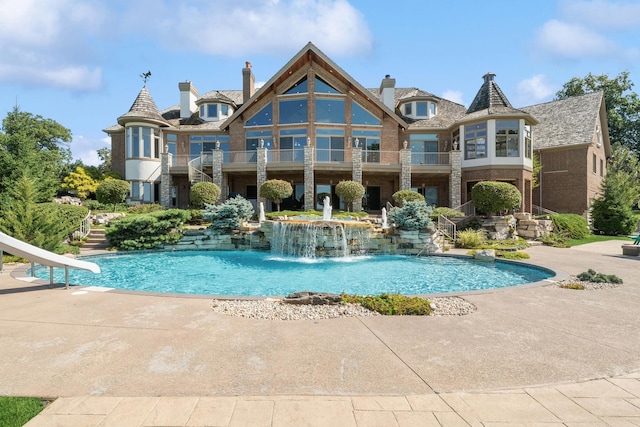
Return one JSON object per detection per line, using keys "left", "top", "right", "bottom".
{"left": 1, "top": 240, "right": 640, "bottom": 425}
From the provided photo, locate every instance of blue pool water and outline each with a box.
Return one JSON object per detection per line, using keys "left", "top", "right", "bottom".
{"left": 35, "top": 251, "right": 553, "bottom": 296}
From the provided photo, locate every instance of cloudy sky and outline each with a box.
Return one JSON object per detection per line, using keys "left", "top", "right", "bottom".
{"left": 0, "top": 0, "right": 638, "bottom": 165}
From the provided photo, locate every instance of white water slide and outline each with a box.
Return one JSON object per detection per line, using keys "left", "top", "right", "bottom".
{"left": 0, "top": 231, "right": 100, "bottom": 288}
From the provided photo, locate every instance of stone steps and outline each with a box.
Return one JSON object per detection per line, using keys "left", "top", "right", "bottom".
{"left": 82, "top": 229, "right": 110, "bottom": 250}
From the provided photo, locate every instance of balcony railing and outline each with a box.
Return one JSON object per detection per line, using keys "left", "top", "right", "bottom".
{"left": 411, "top": 152, "right": 450, "bottom": 165}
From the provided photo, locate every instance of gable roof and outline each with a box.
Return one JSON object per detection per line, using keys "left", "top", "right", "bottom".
{"left": 522, "top": 91, "right": 611, "bottom": 155}
{"left": 221, "top": 42, "right": 408, "bottom": 129}
{"left": 117, "top": 86, "right": 169, "bottom": 127}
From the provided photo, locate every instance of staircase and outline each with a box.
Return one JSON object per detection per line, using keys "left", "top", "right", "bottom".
{"left": 82, "top": 229, "right": 110, "bottom": 251}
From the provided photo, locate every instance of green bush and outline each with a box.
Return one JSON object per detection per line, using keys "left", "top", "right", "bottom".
{"left": 127, "top": 203, "right": 165, "bottom": 214}
{"left": 456, "top": 229, "right": 486, "bottom": 248}
{"left": 203, "top": 196, "right": 254, "bottom": 231}
{"left": 430, "top": 207, "right": 465, "bottom": 220}
{"left": 471, "top": 181, "right": 521, "bottom": 215}
{"left": 96, "top": 178, "right": 130, "bottom": 212}
{"left": 392, "top": 190, "right": 425, "bottom": 206}
{"left": 342, "top": 293, "right": 433, "bottom": 315}
{"left": 190, "top": 182, "right": 221, "bottom": 208}
{"left": 260, "top": 179, "right": 293, "bottom": 211}
{"left": 105, "top": 209, "right": 190, "bottom": 250}
{"left": 549, "top": 214, "right": 590, "bottom": 239}
{"left": 335, "top": 180, "right": 365, "bottom": 211}
{"left": 388, "top": 200, "right": 433, "bottom": 230}
{"left": 577, "top": 269, "right": 623, "bottom": 284}
{"left": 40, "top": 203, "right": 90, "bottom": 237}
{"left": 591, "top": 196, "right": 635, "bottom": 235}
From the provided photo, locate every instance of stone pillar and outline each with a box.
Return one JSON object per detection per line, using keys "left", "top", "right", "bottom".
{"left": 160, "top": 153, "right": 173, "bottom": 208}
{"left": 351, "top": 146, "right": 363, "bottom": 211}
{"left": 257, "top": 147, "right": 268, "bottom": 205}
{"left": 449, "top": 149, "right": 462, "bottom": 208}
{"left": 399, "top": 148, "right": 412, "bottom": 190}
{"left": 304, "top": 145, "right": 315, "bottom": 211}
{"left": 211, "top": 149, "right": 223, "bottom": 192}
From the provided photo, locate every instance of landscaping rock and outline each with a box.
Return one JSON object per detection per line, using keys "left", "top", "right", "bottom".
{"left": 283, "top": 291, "right": 342, "bottom": 305}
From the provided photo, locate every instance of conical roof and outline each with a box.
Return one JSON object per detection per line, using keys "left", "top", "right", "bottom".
{"left": 117, "top": 86, "right": 169, "bottom": 126}
{"left": 466, "top": 73, "right": 515, "bottom": 114}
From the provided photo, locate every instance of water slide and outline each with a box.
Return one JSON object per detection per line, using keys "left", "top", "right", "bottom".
{"left": 0, "top": 230, "right": 100, "bottom": 275}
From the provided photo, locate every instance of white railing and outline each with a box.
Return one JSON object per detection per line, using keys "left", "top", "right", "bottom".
{"left": 454, "top": 201, "right": 476, "bottom": 217}
{"left": 532, "top": 205, "right": 558, "bottom": 216}
{"left": 188, "top": 157, "right": 213, "bottom": 183}
{"left": 76, "top": 210, "right": 91, "bottom": 239}
{"left": 437, "top": 215, "right": 457, "bottom": 241}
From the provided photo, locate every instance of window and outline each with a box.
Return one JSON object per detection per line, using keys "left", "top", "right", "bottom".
{"left": 131, "top": 182, "right": 139, "bottom": 200}
{"left": 465, "top": 122, "right": 487, "bottom": 160}
{"left": 351, "top": 101, "right": 380, "bottom": 125}
{"left": 126, "top": 126, "right": 159, "bottom": 159}
{"left": 524, "top": 125, "right": 532, "bottom": 159}
{"left": 279, "top": 99, "right": 308, "bottom": 124}
{"left": 352, "top": 130, "right": 381, "bottom": 163}
{"left": 401, "top": 101, "right": 437, "bottom": 119}
{"left": 315, "top": 98, "right": 345, "bottom": 123}
{"left": 316, "top": 129, "right": 344, "bottom": 162}
{"left": 416, "top": 102, "right": 427, "bottom": 117}
{"left": 315, "top": 76, "right": 340, "bottom": 94}
{"left": 142, "top": 182, "right": 152, "bottom": 203}
{"left": 246, "top": 130, "right": 272, "bottom": 162}
{"left": 403, "top": 103, "right": 412, "bottom": 115}
{"left": 600, "top": 158, "right": 604, "bottom": 177}
{"left": 246, "top": 103, "right": 273, "bottom": 126}
{"left": 166, "top": 134, "right": 177, "bottom": 166}
{"left": 410, "top": 134, "right": 439, "bottom": 164}
{"left": 496, "top": 120, "right": 519, "bottom": 157}
{"left": 593, "top": 153, "right": 597, "bottom": 174}
{"left": 279, "top": 128, "right": 306, "bottom": 162}
{"left": 412, "top": 187, "right": 438, "bottom": 206}
{"left": 285, "top": 77, "right": 308, "bottom": 94}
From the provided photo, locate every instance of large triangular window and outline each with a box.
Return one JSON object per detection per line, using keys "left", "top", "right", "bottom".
{"left": 315, "top": 76, "right": 341, "bottom": 94}
{"left": 284, "top": 77, "right": 308, "bottom": 94}
{"left": 246, "top": 103, "right": 273, "bottom": 127}
{"left": 352, "top": 101, "right": 380, "bottom": 125}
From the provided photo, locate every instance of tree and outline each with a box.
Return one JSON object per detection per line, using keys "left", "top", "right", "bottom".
{"left": 556, "top": 71, "right": 640, "bottom": 151}
{"left": 259, "top": 179, "right": 293, "bottom": 211}
{"left": 335, "top": 180, "right": 365, "bottom": 212}
{"left": 190, "top": 182, "right": 221, "bottom": 207}
{"left": 591, "top": 161, "right": 638, "bottom": 235}
{"left": 392, "top": 190, "right": 425, "bottom": 206}
{"left": 0, "top": 175, "right": 69, "bottom": 251}
{"left": 96, "top": 178, "right": 130, "bottom": 211}
{"left": 388, "top": 200, "right": 433, "bottom": 231}
{"left": 203, "top": 196, "right": 255, "bottom": 231}
{"left": 97, "top": 147, "right": 112, "bottom": 174}
{"left": 0, "top": 107, "right": 72, "bottom": 202}
{"left": 61, "top": 166, "right": 98, "bottom": 199}
{"left": 471, "top": 181, "right": 522, "bottom": 215}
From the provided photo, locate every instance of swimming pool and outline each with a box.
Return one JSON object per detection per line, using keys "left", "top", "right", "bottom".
{"left": 34, "top": 251, "right": 553, "bottom": 296}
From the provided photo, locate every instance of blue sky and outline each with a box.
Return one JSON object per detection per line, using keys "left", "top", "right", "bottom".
{"left": 0, "top": 0, "right": 639, "bottom": 165}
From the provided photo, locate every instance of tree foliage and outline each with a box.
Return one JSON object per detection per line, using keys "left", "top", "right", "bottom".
{"left": 259, "top": 179, "right": 293, "bottom": 211}
{"left": 105, "top": 209, "right": 190, "bottom": 250}
{"left": 556, "top": 71, "right": 640, "bottom": 151}
{"left": 96, "top": 178, "right": 130, "bottom": 212}
{"left": 335, "top": 180, "right": 365, "bottom": 212}
{"left": 392, "top": 190, "right": 425, "bottom": 206}
{"left": 0, "top": 107, "right": 72, "bottom": 202}
{"left": 471, "top": 181, "right": 522, "bottom": 215}
{"left": 203, "top": 196, "right": 255, "bottom": 231}
{"left": 61, "top": 166, "right": 98, "bottom": 199}
{"left": 591, "top": 166, "right": 638, "bottom": 235}
{"left": 388, "top": 200, "right": 433, "bottom": 231}
{"left": 190, "top": 182, "right": 221, "bottom": 207}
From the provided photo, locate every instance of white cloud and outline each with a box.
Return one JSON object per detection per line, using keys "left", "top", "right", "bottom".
{"left": 127, "top": 0, "right": 374, "bottom": 57}
{"left": 0, "top": 0, "right": 106, "bottom": 91}
{"left": 534, "top": 19, "right": 618, "bottom": 60}
{"left": 71, "top": 135, "right": 109, "bottom": 166}
{"left": 559, "top": 0, "right": 640, "bottom": 31}
{"left": 442, "top": 90, "right": 464, "bottom": 106}
{"left": 516, "top": 74, "right": 556, "bottom": 105}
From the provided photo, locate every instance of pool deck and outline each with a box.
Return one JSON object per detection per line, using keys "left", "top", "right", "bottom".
{"left": 2, "top": 240, "right": 640, "bottom": 425}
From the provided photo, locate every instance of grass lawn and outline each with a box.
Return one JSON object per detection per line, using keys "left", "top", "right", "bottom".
{"left": 0, "top": 397, "right": 47, "bottom": 427}
{"left": 566, "top": 234, "right": 631, "bottom": 247}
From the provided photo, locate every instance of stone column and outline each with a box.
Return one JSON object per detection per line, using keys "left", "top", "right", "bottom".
{"left": 211, "top": 149, "right": 223, "bottom": 192}
{"left": 351, "top": 146, "right": 363, "bottom": 211}
{"left": 449, "top": 149, "right": 462, "bottom": 208}
{"left": 160, "top": 153, "right": 173, "bottom": 208}
{"left": 399, "top": 147, "right": 412, "bottom": 190}
{"left": 304, "top": 145, "right": 315, "bottom": 211}
{"left": 257, "top": 147, "right": 268, "bottom": 205}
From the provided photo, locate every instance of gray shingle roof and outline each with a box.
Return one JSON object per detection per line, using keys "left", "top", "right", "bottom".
{"left": 117, "top": 86, "right": 169, "bottom": 126}
{"left": 467, "top": 73, "right": 513, "bottom": 113}
{"left": 522, "top": 91, "right": 603, "bottom": 149}
{"left": 197, "top": 90, "right": 243, "bottom": 105}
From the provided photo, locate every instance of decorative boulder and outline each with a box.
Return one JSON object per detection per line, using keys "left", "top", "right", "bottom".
{"left": 474, "top": 249, "right": 496, "bottom": 262}
{"left": 283, "top": 291, "right": 342, "bottom": 305}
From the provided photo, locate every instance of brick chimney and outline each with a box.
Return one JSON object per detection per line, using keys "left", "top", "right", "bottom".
{"left": 380, "top": 74, "right": 396, "bottom": 110}
{"left": 178, "top": 81, "right": 198, "bottom": 119}
{"left": 243, "top": 61, "right": 255, "bottom": 103}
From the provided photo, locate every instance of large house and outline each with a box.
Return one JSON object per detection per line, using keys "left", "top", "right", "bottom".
{"left": 104, "top": 42, "right": 611, "bottom": 216}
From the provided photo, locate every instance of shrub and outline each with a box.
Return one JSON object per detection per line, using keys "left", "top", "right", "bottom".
{"left": 577, "top": 269, "right": 623, "bottom": 284}
{"left": 203, "top": 196, "right": 254, "bottom": 231}
{"left": 471, "top": 181, "right": 521, "bottom": 215}
{"left": 591, "top": 195, "right": 635, "bottom": 235}
{"left": 335, "top": 180, "right": 365, "bottom": 212}
{"left": 430, "top": 207, "right": 465, "bottom": 220}
{"left": 40, "top": 203, "right": 90, "bottom": 238}
{"left": 549, "top": 214, "right": 590, "bottom": 240}
{"left": 96, "top": 178, "right": 130, "bottom": 212}
{"left": 105, "top": 209, "right": 190, "bottom": 250}
{"left": 190, "top": 182, "right": 221, "bottom": 208}
{"left": 392, "top": 190, "right": 425, "bottom": 206}
{"left": 342, "top": 293, "right": 433, "bottom": 315}
{"left": 127, "top": 203, "right": 165, "bottom": 214}
{"left": 456, "top": 229, "right": 486, "bottom": 248}
{"left": 388, "top": 200, "right": 433, "bottom": 230}
{"left": 260, "top": 179, "right": 293, "bottom": 211}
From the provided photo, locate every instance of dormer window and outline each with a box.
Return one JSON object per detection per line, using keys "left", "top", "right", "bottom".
{"left": 401, "top": 100, "right": 437, "bottom": 119}
{"left": 199, "top": 102, "right": 233, "bottom": 121}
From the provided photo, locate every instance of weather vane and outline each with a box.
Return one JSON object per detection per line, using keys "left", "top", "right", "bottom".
{"left": 140, "top": 70, "right": 152, "bottom": 85}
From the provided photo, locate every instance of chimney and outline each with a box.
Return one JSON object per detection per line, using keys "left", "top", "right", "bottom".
{"left": 178, "top": 81, "right": 198, "bottom": 119}
{"left": 380, "top": 74, "right": 396, "bottom": 110}
{"left": 243, "top": 61, "right": 255, "bottom": 103}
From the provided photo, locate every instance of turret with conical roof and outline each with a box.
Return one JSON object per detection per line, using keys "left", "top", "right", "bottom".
{"left": 117, "top": 86, "right": 169, "bottom": 127}
{"left": 466, "top": 73, "right": 515, "bottom": 115}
